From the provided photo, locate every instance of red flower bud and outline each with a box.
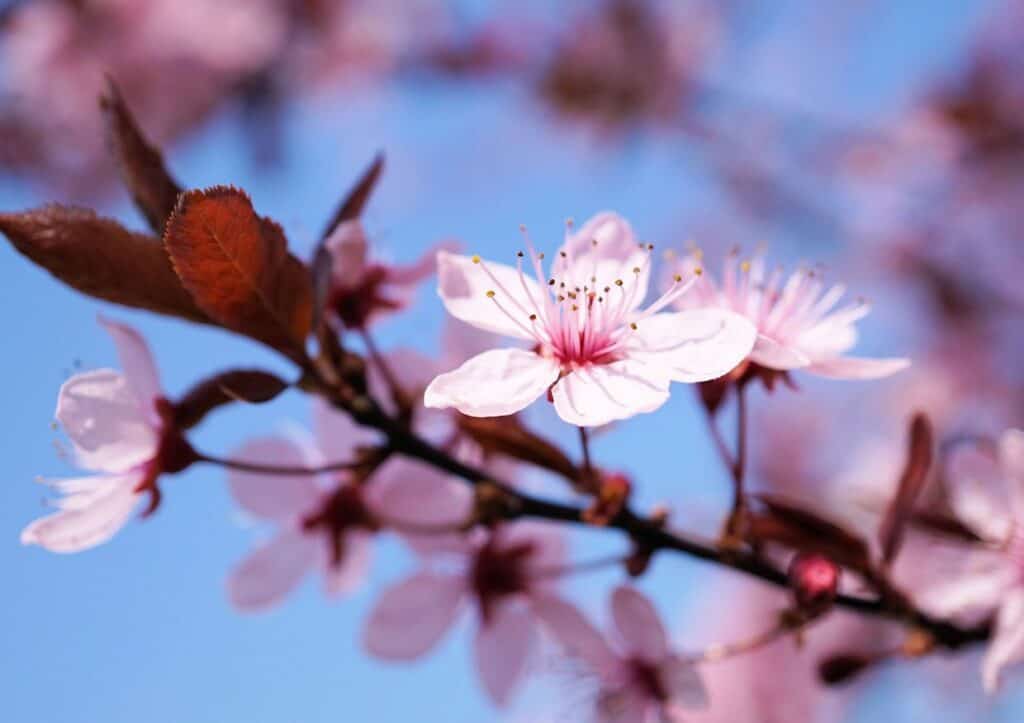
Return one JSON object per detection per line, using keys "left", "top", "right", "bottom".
{"left": 788, "top": 552, "right": 840, "bottom": 613}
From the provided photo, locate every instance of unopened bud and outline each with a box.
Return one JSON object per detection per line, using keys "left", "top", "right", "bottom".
{"left": 789, "top": 552, "right": 840, "bottom": 614}
{"left": 818, "top": 654, "right": 872, "bottom": 686}
{"left": 582, "top": 472, "right": 631, "bottom": 526}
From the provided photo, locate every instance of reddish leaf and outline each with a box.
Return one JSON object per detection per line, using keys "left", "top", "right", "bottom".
{"left": 100, "top": 77, "right": 182, "bottom": 234}
{"left": 456, "top": 413, "right": 579, "bottom": 482}
{"left": 164, "top": 187, "right": 313, "bottom": 362}
{"left": 750, "top": 493, "right": 872, "bottom": 573}
{"left": 175, "top": 369, "right": 289, "bottom": 429}
{"left": 0, "top": 205, "right": 208, "bottom": 323}
{"left": 879, "top": 413, "right": 935, "bottom": 565}
{"left": 320, "top": 152, "right": 385, "bottom": 240}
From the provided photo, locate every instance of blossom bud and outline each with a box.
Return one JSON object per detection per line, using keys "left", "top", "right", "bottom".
{"left": 788, "top": 552, "right": 840, "bottom": 614}
{"left": 582, "top": 472, "right": 631, "bottom": 526}
{"left": 818, "top": 654, "right": 872, "bottom": 686}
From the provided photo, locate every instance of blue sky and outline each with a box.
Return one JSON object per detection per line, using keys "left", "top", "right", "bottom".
{"left": 1, "top": 2, "right": 1017, "bottom": 721}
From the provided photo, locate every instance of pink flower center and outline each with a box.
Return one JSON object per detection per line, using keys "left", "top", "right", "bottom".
{"left": 627, "top": 657, "right": 668, "bottom": 702}
{"left": 302, "top": 484, "right": 379, "bottom": 567}
{"left": 330, "top": 265, "right": 400, "bottom": 329}
{"left": 470, "top": 538, "right": 536, "bottom": 623}
{"left": 475, "top": 240, "right": 693, "bottom": 371}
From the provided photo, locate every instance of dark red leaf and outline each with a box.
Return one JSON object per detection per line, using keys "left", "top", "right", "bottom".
{"left": 0, "top": 205, "right": 208, "bottom": 323}
{"left": 320, "top": 152, "right": 385, "bottom": 240}
{"left": 100, "top": 77, "right": 182, "bottom": 234}
{"left": 164, "top": 187, "right": 313, "bottom": 363}
{"left": 174, "top": 369, "right": 289, "bottom": 429}
{"left": 750, "top": 493, "right": 872, "bottom": 573}
{"left": 879, "top": 413, "right": 934, "bottom": 565}
{"left": 456, "top": 413, "right": 579, "bottom": 483}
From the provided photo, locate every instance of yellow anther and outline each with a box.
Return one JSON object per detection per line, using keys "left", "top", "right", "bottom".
{"left": 615, "top": 279, "right": 624, "bottom": 286}
{"left": 592, "top": 238, "right": 598, "bottom": 246}
{"left": 472, "top": 255, "right": 481, "bottom": 264}
{"left": 529, "top": 314, "right": 537, "bottom": 321}
{"left": 571, "top": 304, "right": 579, "bottom": 311}
{"left": 740, "top": 260, "right": 751, "bottom": 273}
{"left": 486, "top": 290, "right": 496, "bottom": 298}
{"left": 694, "top": 267, "right": 704, "bottom": 276}
{"left": 632, "top": 267, "right": 641, "bottom": 274}
{"left": 673, "top": 274, "right": 682, "bottom": 282}
{"left": 538, "top": 252, "right": 545, "bottom": 260}
{"left": 630, "top": 322, "right": 638, "bottom": 330}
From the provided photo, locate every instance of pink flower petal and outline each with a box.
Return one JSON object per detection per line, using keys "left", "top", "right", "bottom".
{"left": 611, "top": 585, "right": 668, "bottom": 663}
{"left": 20, "top": 473, "right": 140, "bottom": 553}
{"left": 983, "top": 589, "right": 1024, "bottom": 693}
{"left": 227, "top": 437, "right": 321, "bottom": 520}
{"left": 948, "top": 441, "right": 1015, "bottom": 543}
{"left": 659, "top": 656, "right": 709, "bottom": 709}
{"left": 803, "top": 355, "right": 910, "bottom": 380}
{"left": 98, "top": 317, "right": 163, "bottom": 417}
{"left": 998, "top": 429, "right": 1024, "bottom": 521}
{"left": 424, "top": 348, "right": 559, "bottom": 418}
{"left": 363, "top": 572, "right": 466, "bottom": 660}
{"left": 749, "top": 333, "right": 811, "bottom": 370}
{"left": 56, "top": 369, "right": 159, "bottom": 472}
{"left": 386, "top": 240, "right": 457, "bottom": 285}
{"left": 558, "top": 212, "right": 647, "bottom": 310}
{"left": 437, "top": 251, "right": 544, "bottom": 341}
{"left": 227, "top": 528, "right": 317, "bottom": 612}
{"left": 321, "top": 530, "right": 373, "bottom": 597}
{"left": 324, "top": 219, "right": 369, "bottom": 288}
{"left": 369, "top": 457, "right": 473, "bottom": 529}
{"left": 498, "top": 521, "right": 566, "bottom": 585}
{"left": 532, "top": 594, "right": 618, "bottom": 679}
{"left": 551, "top": 361, "right": 670, "bottom": 427}
{"left": 921, "top": 566, "right": 1013, "bottom": 619}
{"left": 313, "top": 398, "right": 381, "bottom": 462}
{"left": 596, "top": 688, "right": 649, "bottom": 723}
{"left": 626, "top": 309, "right": 756, "bottom": 383}
{"left": 474, "top": 600, "right": 537, "bottom": 705}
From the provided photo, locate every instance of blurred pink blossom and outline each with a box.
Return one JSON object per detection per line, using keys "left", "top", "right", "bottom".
{"left": 536, "top": 584, "right": 709, "bottom": 723}
{"left": 665, "top": 249, "right": 909, "bottom": 380}
{"left": 363, "top": 521, "right": 567, "bottom": 706}
{"left": 919, "top": 429, "right": 1024, "bottom": 692}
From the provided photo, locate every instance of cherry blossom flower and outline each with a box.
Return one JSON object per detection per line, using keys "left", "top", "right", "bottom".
{"left": 363, "top": 521, "right": 568, "bottom": 706}
{"left": 322, "top": 220, "right": 452, "bottom": 329}
{"left": 535, "top": 585, "right": 709, "bottom": 722}
{"left": 21, "top": 318, "right": 194, "bottom": 553}
{"left": 425, "top": 213, "right": 757, "bottom": 427}
{"left": 663, "top": 249, "right": 910, "bottom": 380}
{"left": 228, "top": 348, "right": 471, "bottom": 611}
{"left": 919, "top": 428, "right": 1024, "bottom": 692}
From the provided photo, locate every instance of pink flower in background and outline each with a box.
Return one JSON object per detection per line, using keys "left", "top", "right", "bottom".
{"left": 425, "top": 213, "right": 756, "bottom": 427}
{"left": 664, "top": 249, "right": 909, "bottom": 380}
{"left": 919, "top": 428, "right": 1024, "bottom": 692}
{"left": 226, "top": 436, "right": 470, "bottom": 611}
{"left": 21, "top": 318, "right": 194, "bottom": 553}
{"left": 536, "top": 585, "right": 708, "bottom": 722}
{"left": 229, "top": 347, "right": 470, "bottom": 611}
{"left": 363, "top": 521, "right": 568, "bottom": 706}
{"left": 323, "top": 220, "right": 452, "bottom": 329}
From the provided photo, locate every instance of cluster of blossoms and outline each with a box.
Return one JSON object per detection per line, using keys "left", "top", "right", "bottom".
{"left": 10, "top": 177, "right": 1024, "bottom": 718}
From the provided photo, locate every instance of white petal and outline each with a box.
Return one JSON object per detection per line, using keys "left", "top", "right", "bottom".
{"left": 749, "top": 334, "right": 811, "bottom": 370}
{"left": 227, "top": 529, "right": 318, "bottom": 612}
{"left": 558, "top": 212, "right": 648, "bottom": 309}
{"left": 56, "top": 369, "right": 158, "bottom": 472}
{"left": 551, "top": 361, "right": 670, "bottom": 427}
{"left": 803, "top": 356, "right": 910, "bottom": 380}
{"left": 227, "top": 437, "right": 321, "bottom": 521}
{"left": 626, "top": 310, "right": 757, "bottom": 383}
{"left": 20, "top": 473, "right": 141, "bottom": 553}
{"left": 424, "top": 348, "right": 559, "bottom": 418}
{"left": 437, "top": 251, "right": 545, "bottom": 341}
{"left": 947, "top": 443, "right": 1014, "bottom": 542}
{"left": 983, "top": 589, "right": 1024, "bottom": 693}
{"left": 919, "top": 565, "right": 1014, "bottom": 619}
{"left": 99, "top": 316, "right": 163, "bottom": 418}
